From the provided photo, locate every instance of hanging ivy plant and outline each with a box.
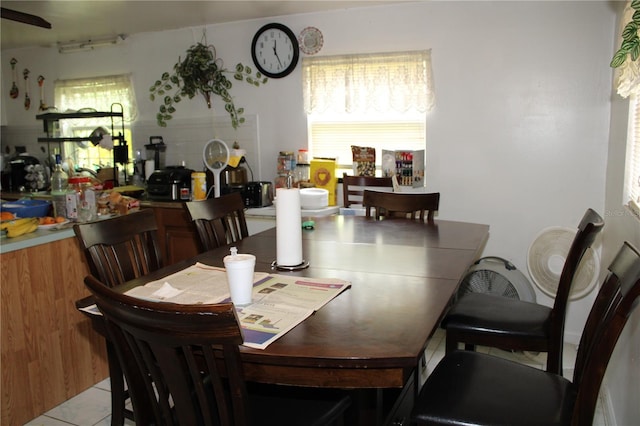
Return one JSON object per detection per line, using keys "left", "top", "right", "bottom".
{"left": 149, "top": 42, "right": 267, "bottom": 128}
{"left": 611, "top": 0, "right": 640, "bottom": 68}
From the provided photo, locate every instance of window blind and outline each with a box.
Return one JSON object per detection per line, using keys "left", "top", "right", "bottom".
{"left": 627, "top": 95, "right": 640, "bottom": 216}
{"left": 309, "top": 119, "right": 426, "bottom": 167}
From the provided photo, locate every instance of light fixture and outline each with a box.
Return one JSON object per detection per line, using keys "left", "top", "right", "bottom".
{"left": 58, "top": 34, "right": 126, "bottom": 54}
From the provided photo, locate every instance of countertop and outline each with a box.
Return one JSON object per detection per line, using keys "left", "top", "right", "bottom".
{"left": 0, "top": 224, "right": 76, "bottom": 254}
{"left": 0, "top": 198, "right": 340, "bottom": 254}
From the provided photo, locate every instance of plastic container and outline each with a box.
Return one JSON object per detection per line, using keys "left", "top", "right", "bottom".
{"left": 66, "top": 176, "right": 97, "bottom": 222}
{"left": 0, "top": 199, "right": 52, "bottom": 218}
{"left": 277, "top": 151, "right": 296, "bottom": 175}
{"left": 191, "top": 172, "right": 207, "bottom": 201}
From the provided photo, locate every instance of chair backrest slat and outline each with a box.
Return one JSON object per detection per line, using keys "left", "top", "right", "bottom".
{"left": 85, "top": 274, "right": 250, "bottom": 426}
{"left": 571, "top": 241, "right": 640, "bottom": 425}
{"left": 342, "top": 173, "right": 393, "bottom": 207}
{"left": 362, "top": 190, "right": 440, "bottom": 223}
{"left": 185, "top": 192, "right": 249, "bottom": 252}
{"left": 74, "top": 209, "right": 163, "bottom": 288}
{"left": 546, "top": 208, "right": 604, "bottom": 374}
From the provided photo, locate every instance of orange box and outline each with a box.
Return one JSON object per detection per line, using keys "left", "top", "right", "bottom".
{"left": 310, "top": 158, "right": 337, "bottom": 206}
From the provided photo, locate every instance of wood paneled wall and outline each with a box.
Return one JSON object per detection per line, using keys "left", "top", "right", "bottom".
{"left": 1, "top": 237, "right": 109, "bottom": 425}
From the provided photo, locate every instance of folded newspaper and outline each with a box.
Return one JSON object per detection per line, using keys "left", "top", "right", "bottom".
{"left": 80, "top": 262, "right": 351, "bottom": 349}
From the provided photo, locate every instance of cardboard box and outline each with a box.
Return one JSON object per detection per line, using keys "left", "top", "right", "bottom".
{"left": 310, "top": 158, "right": 337, "bottom": 206}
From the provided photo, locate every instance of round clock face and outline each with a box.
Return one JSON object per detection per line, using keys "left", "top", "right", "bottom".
{"left": 251, "top": 23, "right": 300, "bottom": 78}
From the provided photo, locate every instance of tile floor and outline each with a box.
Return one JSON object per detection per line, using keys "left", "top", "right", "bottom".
{"left": 25, "top": 328, "right": 604, "bottom": 426}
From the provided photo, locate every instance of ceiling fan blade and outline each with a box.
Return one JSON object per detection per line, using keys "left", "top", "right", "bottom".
{"left": 1, "top": 7, "right": 52, "bottom": 29}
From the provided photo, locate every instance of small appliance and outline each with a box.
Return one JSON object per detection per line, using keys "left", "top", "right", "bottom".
{"left": 242, "top": 181, "right": 273, "bottom": 207}
{"left": 146, "top": 166, "right": 194, "bottom": 201}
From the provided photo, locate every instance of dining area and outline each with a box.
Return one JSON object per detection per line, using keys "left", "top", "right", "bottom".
{"left": 71, "top": 190, "right": 489, "bottom": 425}
{"left": 6, "top": 187, "right": 640, "bottom": 425}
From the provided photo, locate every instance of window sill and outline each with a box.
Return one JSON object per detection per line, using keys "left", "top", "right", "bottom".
{"left": 626, "top": 200, "right": 640, "bottom": 222}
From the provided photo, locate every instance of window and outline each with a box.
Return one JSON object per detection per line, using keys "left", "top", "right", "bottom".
{"left": 54, "top": 75, "right": 137, "bottom": 173}
{"left": 302, "top": 50, "right": 434, "bottom": 174}
{"left": 626, "top": 94, "right": 640, "bottom": 216}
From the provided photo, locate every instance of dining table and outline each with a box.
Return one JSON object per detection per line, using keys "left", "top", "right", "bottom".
{"left": 92, "top": 214, "right": 489, "bottom": 425}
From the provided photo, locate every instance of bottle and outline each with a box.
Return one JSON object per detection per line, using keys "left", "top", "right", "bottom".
{"left": 50, "top": 154, "right": 68, "bottom": 218}
{"left": 67, "top": 176, "right": 97, "bottom": 222}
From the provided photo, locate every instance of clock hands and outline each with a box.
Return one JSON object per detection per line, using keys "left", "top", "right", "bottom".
{"left": 273, "top": 40, "right": 283, "bottom": 67}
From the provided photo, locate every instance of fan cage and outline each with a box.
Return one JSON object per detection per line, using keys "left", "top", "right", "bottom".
{"left": 527, "top": 227, "right": 600, "bottom": 301}
{"left": 457, "top": 257, "right": 536, "bottom": 303}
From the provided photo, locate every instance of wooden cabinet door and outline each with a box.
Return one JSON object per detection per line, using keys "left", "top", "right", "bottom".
{"left": 150, "top": 206, "right": 200, "bottom": 265}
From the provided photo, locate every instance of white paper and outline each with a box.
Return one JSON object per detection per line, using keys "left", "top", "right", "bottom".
{"left": 124, "top": 262, "right": 267, "bottom": 304}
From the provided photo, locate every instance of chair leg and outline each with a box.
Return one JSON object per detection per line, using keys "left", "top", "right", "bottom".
{"left": 106, "top": 342, "right": 130, "bottom": 426}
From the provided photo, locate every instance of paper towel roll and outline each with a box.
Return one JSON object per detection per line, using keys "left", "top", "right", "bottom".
{"left": 276, "top": 188, "right": 303, "bottom": 266}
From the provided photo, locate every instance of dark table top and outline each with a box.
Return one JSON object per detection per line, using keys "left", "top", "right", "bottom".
{"left": 114, "top": 215, "right": 489, "bottom": 389}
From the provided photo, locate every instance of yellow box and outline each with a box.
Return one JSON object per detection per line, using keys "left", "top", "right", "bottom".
{"left": 310, "top": 158, "right": 337, "bottom": 206}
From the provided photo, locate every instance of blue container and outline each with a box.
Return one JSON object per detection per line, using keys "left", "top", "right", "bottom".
{"left": 0, "top": 199, "right": 52, "bottom": 218}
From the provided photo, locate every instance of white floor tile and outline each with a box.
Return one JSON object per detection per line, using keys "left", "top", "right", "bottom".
{"left": 93, "top": 378, "right": 112, "bottom": 392}
{"left": 41, "top": 387, "right": 111, "bottom": 426}
{"left": 23, "top": 415, "right": 73, "bottom": 426}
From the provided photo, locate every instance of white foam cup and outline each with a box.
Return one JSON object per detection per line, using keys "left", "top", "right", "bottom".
{"left": 223, "top": 247, "right": 256, "bottom": 306}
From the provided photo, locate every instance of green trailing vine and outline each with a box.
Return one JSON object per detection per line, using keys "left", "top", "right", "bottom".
{"left": 149, "top": 42, "right": 267, "bottom": 128}
{"left": 611, "top": 0, "right": 640, "bottom": 68}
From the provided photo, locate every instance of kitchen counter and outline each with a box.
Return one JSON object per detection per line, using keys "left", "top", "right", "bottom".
{"left": 246, "top": 204, "right": 340, "bottom": 217}
{"left": 0, "top": 224, "right": 76, "bottom": 254}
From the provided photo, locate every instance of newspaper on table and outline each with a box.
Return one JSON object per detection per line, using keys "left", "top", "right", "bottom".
{"left": 79, "top": 262, "right": 351, "bottom": 350}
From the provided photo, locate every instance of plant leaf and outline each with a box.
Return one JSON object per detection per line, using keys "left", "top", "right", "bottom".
{"left": 611, "top": 49, "right": 628, "bottom": 68}
{"left": 632, "top": 39, "right": 640, "bottom": 61}
{"left": 623, "top": 23, "right": 639, "bottom": 41}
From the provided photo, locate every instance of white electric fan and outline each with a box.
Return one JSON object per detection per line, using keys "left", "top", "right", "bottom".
{"left": 202, "top": 139, "right": 230, "bottom": 198}
{"left": 527, "top": 227, "right": 600, "bottom": 300}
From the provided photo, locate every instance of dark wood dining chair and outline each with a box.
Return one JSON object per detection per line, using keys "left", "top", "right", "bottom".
{"left": 362, "top": 189, "right": 440, "bottom": 222}
{"left": 184, "top": 192, "right": 249, "bottom": 252}
{"left": 342, "top": 173, "right": 393, "bottom": 207}
{"left": 84, "top": 274, "right": 352, "bottom": 426}
{"left": 411, "top": 241, "right": 640, "bottom": 426}
{"left": 73, "top": 208, "right": 163, "bottom": 425}
{"left": 441, "top": 208, "right": 604, "bottom": 375}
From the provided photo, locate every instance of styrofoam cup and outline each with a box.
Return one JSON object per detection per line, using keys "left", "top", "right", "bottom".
{"left": 223, "top": 251, "right": 256, "bottom": 306}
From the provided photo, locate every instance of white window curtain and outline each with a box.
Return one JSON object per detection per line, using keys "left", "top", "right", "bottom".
{"left": 54, "top": 74, "right": 136, "bottom": 170}
{"left": 54, "top": 74, "right": 137, "bottom": 121}
{"left": 302, "top": 50, "right": 435, "bottom": 115}
{"left": 627, "top": 93, "right": 640, "bottom": 215}
{"left": 615, "top": 2, "right": 640, "bottom": 98}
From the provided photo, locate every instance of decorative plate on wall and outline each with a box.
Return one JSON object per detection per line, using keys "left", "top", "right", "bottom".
{"left": 299, "top": 27, "right": 323, "bottom": 55}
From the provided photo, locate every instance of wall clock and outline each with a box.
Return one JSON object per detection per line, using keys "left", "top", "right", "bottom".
{"left": 251, "top": 23, "right": 299, "bottom": 78}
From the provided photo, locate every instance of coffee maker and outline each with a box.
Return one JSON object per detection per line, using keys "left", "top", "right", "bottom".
{"left": 208, "top": 146, "right": 250, "bottom": 197}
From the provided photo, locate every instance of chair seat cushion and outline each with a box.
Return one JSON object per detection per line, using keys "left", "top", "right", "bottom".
{"left": 443, "top": 293, "right": 551, "bottom": 340}
{"left": 412, "top": 350, "right": 576, "bottom": 426}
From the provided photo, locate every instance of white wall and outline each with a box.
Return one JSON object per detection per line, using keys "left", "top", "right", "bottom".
{"left": 1, "top": 1, "right": 616, "bottom": 341}
{"left": 3, "top": 0, "right": 638, "bottom": 422}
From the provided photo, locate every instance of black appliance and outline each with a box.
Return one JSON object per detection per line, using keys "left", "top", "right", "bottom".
{"left": 242, "top": 181, "right": 274, "bottom": 207}
{"left": 146, "top": 166, "right": 194, "bottom": 201}
{"left": 9, "top": 154, "right": 45, "bottom": 192}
